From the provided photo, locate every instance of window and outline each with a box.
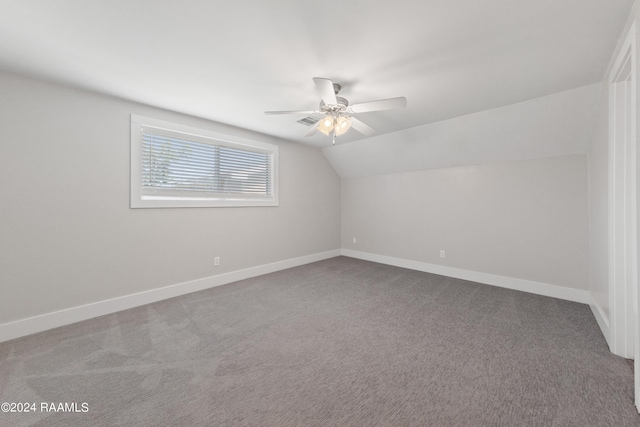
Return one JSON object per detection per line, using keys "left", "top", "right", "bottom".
{"left": 131, "top": 115, "right": 278, "bottom": 208}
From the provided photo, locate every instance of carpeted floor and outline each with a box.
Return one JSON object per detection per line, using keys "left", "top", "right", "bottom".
{"left": 1, "top": 256, "right": 639, "bottom": 426}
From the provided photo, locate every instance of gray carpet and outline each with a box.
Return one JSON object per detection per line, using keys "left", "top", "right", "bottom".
{"left": 1, "top": 256, "right": 639, "bottom": 426}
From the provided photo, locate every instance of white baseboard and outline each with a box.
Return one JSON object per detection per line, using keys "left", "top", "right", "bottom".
{"left": 341, "top": 249, "right": 591, "bottom": 304}
{"left": 0, "top": 248, "right": 597, "bottom": 343}
{"left": 0, "top": 249, "right": 341, "bottom": 343}
{"left": 589, "top": 298, "right": 610, "bottom": 345}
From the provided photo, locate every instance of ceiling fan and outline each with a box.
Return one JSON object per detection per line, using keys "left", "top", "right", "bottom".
{"left": 265, "top": 77, "right": 407, "bottom": 144}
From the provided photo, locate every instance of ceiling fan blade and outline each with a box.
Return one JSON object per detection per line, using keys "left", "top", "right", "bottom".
{"left": 350, "top": 97, "right": 407, "bottom": 113}
{"left": 350, "top": 117, "right": 375, "bottom": 136}
{"left": 313, "top": 77, "right": 337, "bottom": 105}
{"left": 264, "top": 110, "right": 317, "bottom": 115}
{"left": 304, "top": 125, "right": 318, "bottom": 137}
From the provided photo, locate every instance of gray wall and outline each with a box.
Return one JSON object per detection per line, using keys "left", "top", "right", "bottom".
{"left": 0, "top": 71, "right": 341, "bottom": 324}
{"left": 341, "top": 155, "right": 590, "bottom": 290}
{"left": 0, "top": 66, "right": 610, "bottom": 327}
{"left": 327, "top": 85, "right": 595, "bottom": 293}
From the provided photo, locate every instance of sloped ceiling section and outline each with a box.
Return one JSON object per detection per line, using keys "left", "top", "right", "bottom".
{"left": 323, "top": 83, "right": 602, "bottom": 178}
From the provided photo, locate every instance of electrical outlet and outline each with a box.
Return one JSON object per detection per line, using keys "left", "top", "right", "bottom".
{"left": 353, "top": 237, "right": 357, "bottom": 244}
{"left": 214, "top": 256, "right": 220, "bottom": 266}
{"left": 440, "top": 250, "right": 445, "bottom": 259}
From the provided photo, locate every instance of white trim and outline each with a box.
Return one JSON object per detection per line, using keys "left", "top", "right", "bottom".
{"left": 590, "top": 297, "right": 611, "bottom": 344}
{"left": 341, "top": 249, "right": 590, "bottom": 304}
{"left": 0, "top": 249, "right": 341, "bottom": 343}
{"left": 608, "top": 19, "right": 638, "bottom": 359}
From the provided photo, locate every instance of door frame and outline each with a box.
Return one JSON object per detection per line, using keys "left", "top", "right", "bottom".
{"left": 608, "top": 19, "right": 639, "bottom": 410}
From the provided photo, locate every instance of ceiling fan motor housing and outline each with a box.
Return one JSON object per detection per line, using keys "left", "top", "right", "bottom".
{"left": 320, "top": 96, "right": 349, "bottom": 114}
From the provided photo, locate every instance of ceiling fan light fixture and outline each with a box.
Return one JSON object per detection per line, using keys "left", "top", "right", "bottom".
{"left": 316, "top": 115, "right": 334, "bottom": 135}
{"left": 334, "top": 116, "right": 352, "bottom": 136}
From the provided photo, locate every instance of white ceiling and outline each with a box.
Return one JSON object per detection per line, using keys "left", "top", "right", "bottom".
{"left": 0, "top": 0, "right": 633, "bottom": 148}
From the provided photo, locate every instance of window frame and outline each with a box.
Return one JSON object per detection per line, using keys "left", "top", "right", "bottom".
{"left": 130, "top": 115, "right": 278, "bottom": 208}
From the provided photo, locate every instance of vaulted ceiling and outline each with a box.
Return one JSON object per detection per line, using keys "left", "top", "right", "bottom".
{"left": 0, "top": 0, "right": 633, "bottom": 150}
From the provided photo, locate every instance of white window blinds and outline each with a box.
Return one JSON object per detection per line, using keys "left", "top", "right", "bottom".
{"left": 141, "top": 131, "right": 271, "bottom": 196}
{"left": 131, "top": 115, "right": 278, "bottom": 208}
